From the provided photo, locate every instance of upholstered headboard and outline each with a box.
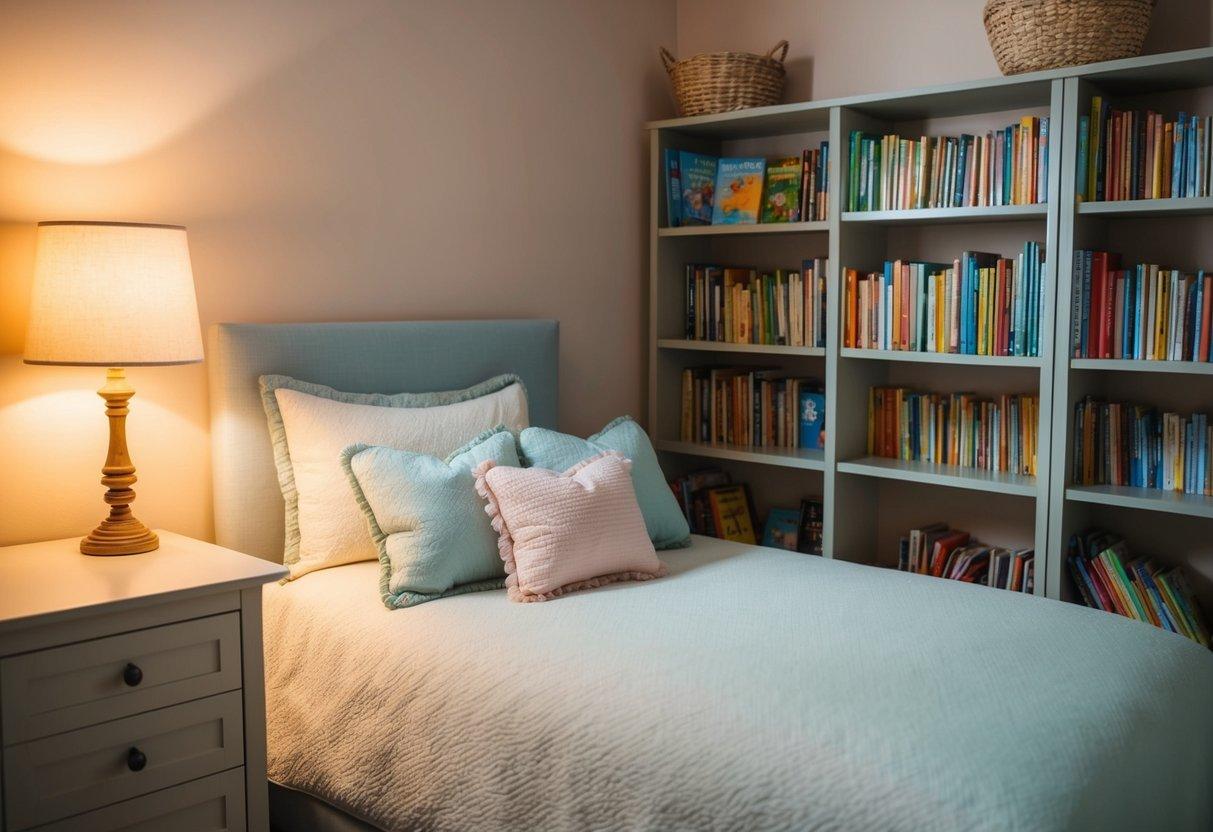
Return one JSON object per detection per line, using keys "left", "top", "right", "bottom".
{"left": 207, "top": 320, "right": 559, "bottom": 561}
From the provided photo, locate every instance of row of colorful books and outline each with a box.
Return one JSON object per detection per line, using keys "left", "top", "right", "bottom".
{"left": 846, "top": 117, "right": 1049, "bottom": 212}
{"left": 668, "top": 468, "right": 750, "bottom": 539}
{"left": 683, "top": 259, "right": 827, "bottom": 348}
{"left": 1071, "top": 397, "right": 1211, "bottom": 494}
{"left": 664, "top": 144, "right": 830, "bottom": 226}
{"left": 843, "top": 243, "right": 1045, "bottom": 356}
{"left": 1070, "top": 250, "right": 1212, "bottom": 362}
{"left": 1067, "top": 529, "right": 1209, "bottom": 647}
{"left": 868, "top": 387, "right": 1039, "bottom": 475}
{"left": 1078, "top": 99, "right": 1212, "bottom": 202}
{"left": 681, "top": 368, "right": 826, "bottom": 451}
{"left": 761, "top": 498, "right": 824, "bottom": 555}
{"left": 897, "top": 523, "right": 1034, "bottom": 592}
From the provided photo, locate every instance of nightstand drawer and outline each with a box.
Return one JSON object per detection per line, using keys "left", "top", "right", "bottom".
{"left": 3, "top": 690, "right": 244, "bottom": 831}
{"left": 1, "top": 612, "right": 242, "bottom": 743}
{"left": 27, "top": 768, "right": 246, "bottom": 832}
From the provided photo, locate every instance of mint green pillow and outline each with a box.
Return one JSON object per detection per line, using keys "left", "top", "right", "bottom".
{"left": 519, "top": 416, "right": 691, "bottom": 550}
{"left": 341, "top": 427, "right": 519, "bottom": 608}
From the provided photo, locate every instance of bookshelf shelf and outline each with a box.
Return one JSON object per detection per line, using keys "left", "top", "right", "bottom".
{"left": 655, "top": 440, "right": 826, "bottom": 471}
{"left": 837, "top": 456, "right": 1038, "bottom": 497}
{"left": 649, "top": 47, "right": 1213, "bottom": 606}
{"left": 841, "top": 348, "right": 1043, "bottom": 367}
{"left": 1075, "top": 197, "right": 1213, "bottom": 218}
{"left": 1065, "top": 485, "right": 1213, "bottom": 520}
{"left": 658, "top": 221, "right": 828, "bottom": 237}
{"left": 1069, "top": 358, "right": 1213, "bottom": 376}
{"left": 840, "top": 204, "right": 1047, "bottom": 225}
{"left": 658, "top": 339, "right": 825, "bottom": 357}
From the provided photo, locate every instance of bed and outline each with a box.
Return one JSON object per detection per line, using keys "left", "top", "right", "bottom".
{"left": 209, "top": 320, "right": 1213, "bottom": 832}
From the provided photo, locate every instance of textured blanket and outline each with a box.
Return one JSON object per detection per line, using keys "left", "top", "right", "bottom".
{"left": 263, "top": 536, "right": 1213, "bottom": 831}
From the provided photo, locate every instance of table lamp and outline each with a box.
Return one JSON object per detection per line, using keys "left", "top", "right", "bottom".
{"left": 23, "top": 221, "right": 203, "bottom": 556}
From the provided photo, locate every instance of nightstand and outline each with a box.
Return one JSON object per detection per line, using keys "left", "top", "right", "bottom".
{"left": 0, "top": 531, "right": 286, "bottom": 832}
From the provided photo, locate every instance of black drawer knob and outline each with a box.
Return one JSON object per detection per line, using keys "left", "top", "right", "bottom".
{"left": 127, "top": 747, "right": 147, "bottom": 772}
{"left": 122, "top": 663, "right": 143, "bottom": 687}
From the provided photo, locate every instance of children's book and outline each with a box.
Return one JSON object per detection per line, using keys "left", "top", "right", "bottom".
{"left": 798, "top": 389, "right": 826, "bottom": 450}
{"left": 707, "top": 484, "right": 757, "bottom": 544}
{"left": 760, "top": 156, "right": 802, "bottom": 223}
{"left": 679, "top": 151, "right": 717, "bottom": 225}
{"left": 664, "top": 148, "right": 682, "bottom": 227}
{"left": 712, "top": 157, "right": 765, "bottom": 225}
{"left": 797, "top": 497, "right": 824, "bottom": 555}
{"left": 762, "top": 506, "right": 802, "bottom": 550}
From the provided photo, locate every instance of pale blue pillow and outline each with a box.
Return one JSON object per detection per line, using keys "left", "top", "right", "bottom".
{"left": 341, "top": 427, "right": 519, "bottom": 608}
{"left": 519, "top": 416, "right": 691, "bottom": 550}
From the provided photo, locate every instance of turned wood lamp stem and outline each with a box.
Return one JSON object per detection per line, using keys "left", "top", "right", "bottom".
{"left": 80, "top": 368, "right": 159, "bottom": 556}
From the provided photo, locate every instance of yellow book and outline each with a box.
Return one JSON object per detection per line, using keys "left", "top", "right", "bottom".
{"left": 1088, "top": 96, "right": 1102, "bottom": 201}
{"left": 892, "top": 261, "right": 902, "bottom": 349}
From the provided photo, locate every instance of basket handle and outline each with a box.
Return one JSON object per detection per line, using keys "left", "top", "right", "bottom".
{"left": 765, "top": 40, "right": 790, "bottom": 64}
{"left": 659, "top": 46, "right": 677, "bottom": 73}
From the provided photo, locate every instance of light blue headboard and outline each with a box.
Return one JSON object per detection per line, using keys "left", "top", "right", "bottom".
{"left": 207, "top": 320, "right": 558, "bottom": 561}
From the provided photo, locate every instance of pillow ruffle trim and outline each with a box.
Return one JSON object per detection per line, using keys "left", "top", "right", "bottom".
{"left": 473, "top": 451, "right": 665, "bottom": 603}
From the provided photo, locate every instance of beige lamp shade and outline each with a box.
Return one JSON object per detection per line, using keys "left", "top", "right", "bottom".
{"left": 24, "top": 221, "right": 203, "bottom": 366}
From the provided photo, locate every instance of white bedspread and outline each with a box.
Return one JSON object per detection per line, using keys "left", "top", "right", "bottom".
{"left": 263, "top": 536, "right": 1213, "bottom": 832}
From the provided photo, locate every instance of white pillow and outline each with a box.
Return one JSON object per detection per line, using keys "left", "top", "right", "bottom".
{"left": 260, "top": 374, "right": 528, "bottom": 579}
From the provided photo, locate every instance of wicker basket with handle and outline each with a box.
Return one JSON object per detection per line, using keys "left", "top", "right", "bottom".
{"left": 660, "top": 41, "right": 789, "bottom": 118}
{"left": 983, "top": 0, "right": 1154, "bottom": 75}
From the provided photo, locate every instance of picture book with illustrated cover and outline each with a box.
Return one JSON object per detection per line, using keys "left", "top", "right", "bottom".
{"left": 762, "top": 507, "right": 802, "bottom": 550}
{"left": 664, "top": 148, "right": 682, "bottom": 227}
{"left": 707, "top": 484, "right": 757, "bottom": 544}
{"left": 712, "top": 157, "right": 765, "bottom": 225}
{"left": 797, "top": 497, "right": 824, "bottom": 555}
{"left": 799, "top": 389, "right": 826, "bottom": 450}
{"left": 760, "top": 156, "right": 802, "bottom": 223}
{"left": 679, "top": 151, "right": 717, "bottom": 225}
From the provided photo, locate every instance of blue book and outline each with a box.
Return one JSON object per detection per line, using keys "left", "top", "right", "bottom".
{"left": 954, "top": 135, "right": 971, "bottom": 206}
{"left": 1076, "top": 115, "right": 1090, "bottom": 201}
{"left": 664, "top": 148, "right": 682, "bottom": 227}
{"left": 1173, "top": 115, "right": 1186, "bottom": 199}
{"left": 1071, "top": 250, "right": 1085, "bottom": 357}
{"left": 1080, "top": 250, "right": 1093, "bottom": 357}
{"left": 1189, "top": 115, "right": 1199, "bottom": 198}
{"left": 798, "top": 389, "right": 826, "bottom": 450}
{"left": 761, "top": 507, "right": 802, "bottom": 551}
{"left": 678, "top": 151, "right": 718, "bottom": 225}
{"left": 711, "top": 157, "right": 765, "bottom": 225}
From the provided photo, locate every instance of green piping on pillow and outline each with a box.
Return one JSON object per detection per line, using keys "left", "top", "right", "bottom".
{"left": 259, "top": 372, "right": 526, "bottom": 568}
{"left": 341, "top": 425, "right": 517, "bottom": 609}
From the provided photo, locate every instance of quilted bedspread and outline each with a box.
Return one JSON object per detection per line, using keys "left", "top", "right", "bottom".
{"left": 263, "top": 535, "right": 1213, "bottom": 832}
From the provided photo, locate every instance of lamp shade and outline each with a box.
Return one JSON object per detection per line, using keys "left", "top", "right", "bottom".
{"left": 23, "top": 221, "right": 203, "bottom": 366}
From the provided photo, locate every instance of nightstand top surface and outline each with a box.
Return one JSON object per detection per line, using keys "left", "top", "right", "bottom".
{"left": 0, "top": 531, "right": 286, "bottom": 633}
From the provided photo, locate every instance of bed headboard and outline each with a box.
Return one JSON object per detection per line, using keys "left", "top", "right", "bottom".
{"left": 207, "top": 319, "right": 558, "bottom": 561}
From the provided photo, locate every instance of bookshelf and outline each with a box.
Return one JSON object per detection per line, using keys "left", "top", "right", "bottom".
{"left": 648, "top": 47, "right": 1213, "bottom": 610}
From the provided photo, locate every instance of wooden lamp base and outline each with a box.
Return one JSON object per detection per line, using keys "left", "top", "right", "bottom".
{"left": 80, "top": 368, "right": 159, "bottom": 557}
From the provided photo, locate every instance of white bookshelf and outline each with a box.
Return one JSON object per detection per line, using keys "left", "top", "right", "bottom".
{"left": 648, "top": 47, "right": 1213, "bottom": 608}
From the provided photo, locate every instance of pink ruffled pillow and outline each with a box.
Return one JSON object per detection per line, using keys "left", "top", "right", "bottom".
{"left": 473, "top": 451, "right": 666, "bottom": 602}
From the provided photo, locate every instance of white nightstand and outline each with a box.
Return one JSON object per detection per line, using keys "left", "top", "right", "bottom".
{"left": 0, "top": 531, "right": 286, "bottom": 832}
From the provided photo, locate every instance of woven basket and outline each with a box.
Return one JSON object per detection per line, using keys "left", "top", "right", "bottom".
{"left": 660, "top": 41, "right": 788, "bottom": 117}
{"left": 984, "top": 0, "right": 1153, "bottom": 75}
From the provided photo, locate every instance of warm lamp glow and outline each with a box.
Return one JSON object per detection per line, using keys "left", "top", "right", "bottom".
{"left": 24, "top": 222, "right": 202, "bottom": 366}
{"left": 22, "top": 221, "right": 202, "bottom": 556}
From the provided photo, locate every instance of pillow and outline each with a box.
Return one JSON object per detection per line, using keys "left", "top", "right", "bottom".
{"left": 342, "top": 428, "right": 519, "bottom": 608}
{"left": 474, "top": 451, "right": 666, "bottom": 602}
{"left": 260, "top": 373, "right": 528, "bottom": 579}
{"left": 518, "top": 416, "right": 690, "bottom": 550}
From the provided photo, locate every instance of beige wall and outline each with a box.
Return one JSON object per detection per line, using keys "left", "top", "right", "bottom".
{"left": 676, "top": 0, "right": 1212, "bottom": 103}
{"left": 0, "top": 0, "right": 676, "bottom": 545}
{"left": 2, "top": 0, "right": 1210, "bottom": 548}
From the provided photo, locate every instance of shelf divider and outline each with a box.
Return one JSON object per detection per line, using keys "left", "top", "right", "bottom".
{"left": 655, "top": 440, "right": 826, "bottom": 471}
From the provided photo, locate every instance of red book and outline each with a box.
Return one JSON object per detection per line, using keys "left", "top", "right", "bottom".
{"left": 930, "top": 531, "right": 971, "bottom": 577}
{"left": 1113, "top": 273, "right": 1125, "bottom": 359}
{"left": 1089, "top": 251, "right": 1106, "bottom": 356}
